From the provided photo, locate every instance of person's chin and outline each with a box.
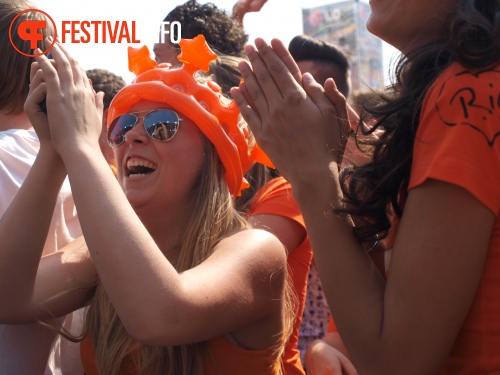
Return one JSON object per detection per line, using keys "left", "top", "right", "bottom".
{"left": 123, "top": 189, "right": 150, "bottom": 209}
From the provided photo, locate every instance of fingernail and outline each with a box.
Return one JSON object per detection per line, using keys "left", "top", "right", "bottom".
{"left": 244, "top": 44, "right": 255, "bottom": 55}
{"left": 303, "top": 72, "right": 313, "bottom": 82}
{"left": 231, "top": 87, "right": 242, "bottom": 97}
{"left": 254, "top": 38, "right": 265, "bottom": 49}
{"left": 238, "top": 60, "right": 250, "bottom": 74}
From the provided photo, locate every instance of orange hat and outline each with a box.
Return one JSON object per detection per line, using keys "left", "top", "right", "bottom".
{"left": 108, "top": 35, "right": 272, "bottom": 196}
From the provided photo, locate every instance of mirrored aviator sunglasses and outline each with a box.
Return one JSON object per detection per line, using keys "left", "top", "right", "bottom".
{"left": 107, "top": 109, "right": 183, "bottom": 147}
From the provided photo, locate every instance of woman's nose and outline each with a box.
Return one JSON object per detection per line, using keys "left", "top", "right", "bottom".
{"left": 124, "top": 119, "right": 149, "bottom": 145}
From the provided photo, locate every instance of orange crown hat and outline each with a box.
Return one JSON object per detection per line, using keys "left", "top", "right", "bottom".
{"left": 108, "top": 35, "right": 273, "bottom": 196}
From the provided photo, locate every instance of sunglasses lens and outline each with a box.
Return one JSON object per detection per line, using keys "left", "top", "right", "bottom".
{"left": 108, "top": 114, "right": 137, "bottom": 147}
{"left": 144, "top": 110, "right": 180, "bottom": 142}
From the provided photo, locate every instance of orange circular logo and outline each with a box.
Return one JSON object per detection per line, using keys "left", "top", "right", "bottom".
{"left": 9, "top": 9, "right": 57, "bottom": 57}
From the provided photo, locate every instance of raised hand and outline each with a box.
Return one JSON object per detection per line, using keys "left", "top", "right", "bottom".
{"left": 32, "top": 38, "right": 104, "bottom": 159}
{"left": 231, "top": 38, "right": 351, "bottom": 187}
{"left": 232, "top": 0, "right": 268, "bottom": 23}
{"left": 24, "top": 56, "right": 54, "bottom": 148}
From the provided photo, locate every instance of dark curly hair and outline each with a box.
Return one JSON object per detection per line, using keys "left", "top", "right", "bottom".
{"left": 163, "top": 0, "right": 248, "bottom": 56}
{"left": 85, "top": 69, "right": 126, "bottom": 110}
{"left": 338, "top": 0, "right": 500, "bottom": 243}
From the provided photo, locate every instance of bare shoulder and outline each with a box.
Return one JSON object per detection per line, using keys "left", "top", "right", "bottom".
{"left": 218, "top": 228, "right": 287, "bottom": 254}
{"left": 212, "top": 228, "right": 288, "bottom": 273}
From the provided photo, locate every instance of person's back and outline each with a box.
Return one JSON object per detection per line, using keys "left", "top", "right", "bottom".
{"left": 0, "top": 1, "right": 82, "bottom": 373}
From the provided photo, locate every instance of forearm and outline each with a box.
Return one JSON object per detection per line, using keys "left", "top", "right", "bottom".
{"left": 31, "top": 236, "right": 97, "bottom": 320}
{"left": 291, "top": 162, "right": 387, "bottom": 366}
{"left": 62, "top": 147, "right": 183, "bottom": 335}
{"left": 0, "top": 149, "right": 66, "bottom": 311}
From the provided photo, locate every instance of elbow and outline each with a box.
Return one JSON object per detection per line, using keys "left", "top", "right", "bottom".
{"left": 125, "top": 321, "right": 168, "bottom": 346}
{"left": 119, "top": 303, "right": 185, "bottom": 346}
{"left": 126, "top": 326, "right": 159, "bottom": 346}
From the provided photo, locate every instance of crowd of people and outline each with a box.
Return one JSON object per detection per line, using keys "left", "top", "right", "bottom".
{"left": 0, "top": 0, "right": 498, "bottom": 374}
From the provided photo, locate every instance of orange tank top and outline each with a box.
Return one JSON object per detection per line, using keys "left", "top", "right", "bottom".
{"left": 80, "top": 334, "right": 280, "bottom": 375}
{"left": 249, "top": 177, "right": 313, "bottom": 374}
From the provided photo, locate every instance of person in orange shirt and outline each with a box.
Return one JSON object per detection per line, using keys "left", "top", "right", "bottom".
{"left": 287, "top": 34, "right": 350, "bottom": 368}
{"left": 231, "top": 0, "right": 500, "bottom": 373}
{"left": 0, "top": 35, "right": 294, "bottom": 375}
{"left": 237, "top": 170, "right": 313, "bottom": 375}
{"left": 207, "top": 53, "right": 312, "bottom": 375}
{"left": 155, "top": 4, "right": 313, "bottom": 371}
{"left": 208, "top": 35, "right": 375, "bottom": 375}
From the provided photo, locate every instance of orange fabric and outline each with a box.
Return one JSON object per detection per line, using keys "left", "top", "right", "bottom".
{"left": 112, "top": 36, "right": 273, "bottom": 197}
{"left": 408, "top": 62, "right": 500, "bottom": 374}
{"left": 80, "top": 335, "right": 136, "bottom": 375}
{"left": 249, "top": 177, "right": 313, "bottom": 375}
{"left": 79, "top": 178, "right": 307, "bottom": 375}
{"left": 80, "top": 335, "right": 279, "bottom": 375}
{"left": 204, "top": 336, "right": 279, "bottom": 375}
{"left": 80, "top": 336, "right": 96, "bottom": 375}
{"left": 327, "top": 316, "right": 337, "bottom": 333}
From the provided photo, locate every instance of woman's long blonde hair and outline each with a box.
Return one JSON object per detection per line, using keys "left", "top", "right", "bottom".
{"left": 84, "top": 135, "right": 294, "bottom": 374}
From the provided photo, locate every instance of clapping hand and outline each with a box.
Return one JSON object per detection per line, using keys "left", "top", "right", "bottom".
{"left": 231, "top": 38, "right": 351, "bottom": 187}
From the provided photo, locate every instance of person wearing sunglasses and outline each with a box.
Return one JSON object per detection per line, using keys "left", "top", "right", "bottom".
{"left": 0, "top": 35, "right": 294, "bottom": 375}
{"left": 108, "top": 109, "right": 182, "bottom": 146}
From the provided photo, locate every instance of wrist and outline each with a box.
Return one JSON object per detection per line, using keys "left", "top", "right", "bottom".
{"left": 288, "top": 162, "right": 348, "bottom": 226}
{"left": 289, "top": 161, "right": 341, "bottom": 202}
{"left": 60, "top": 142, "right": 107, "bottom": 175}
{"left": 55, "top": 139, "right": 100, "bottom": 165}
{"left": 35, "top": 146, "right": 66, "bottom": 179}
{"left": 37, "top": 143, "right": 61, "bottom": 161}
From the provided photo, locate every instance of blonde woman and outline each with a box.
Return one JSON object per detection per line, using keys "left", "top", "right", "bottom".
{"left": 0, "top": 36, "right": 292, "bottom": 375}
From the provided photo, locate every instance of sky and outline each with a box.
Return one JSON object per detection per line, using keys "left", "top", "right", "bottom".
{"left": 34, "top": 0, "right": 398, "bottom": 84}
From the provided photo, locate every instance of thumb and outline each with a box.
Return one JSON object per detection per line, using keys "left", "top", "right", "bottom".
{"left": 94, "top": 91, "right": 105, "bottom": 128}
{"left": 324, "top": 78, "right": 350, "bottom": 135}
{"left": 302, "top": 72, "right": 332, "bottom": 111}
{"left": 324, "top": 78, "right": 348, "bottom": 115}
{"left": 95, "top": 91, "right": 105, "bottom": 116}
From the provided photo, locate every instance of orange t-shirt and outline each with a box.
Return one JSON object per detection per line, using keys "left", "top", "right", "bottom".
{"left": 80, "top": 335, "right": 280, "bottom": 375}
{"left": 79, "top": 177, "right": 309, "bottom": 375}
{"left": 249, "top": 177, "right": 313, "bottom": 375}
{"left": 327, "top": 315, "right": 337, "bottom": 333}
{"left": 408, "top": 62, "right": 500, "bottom": 373}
